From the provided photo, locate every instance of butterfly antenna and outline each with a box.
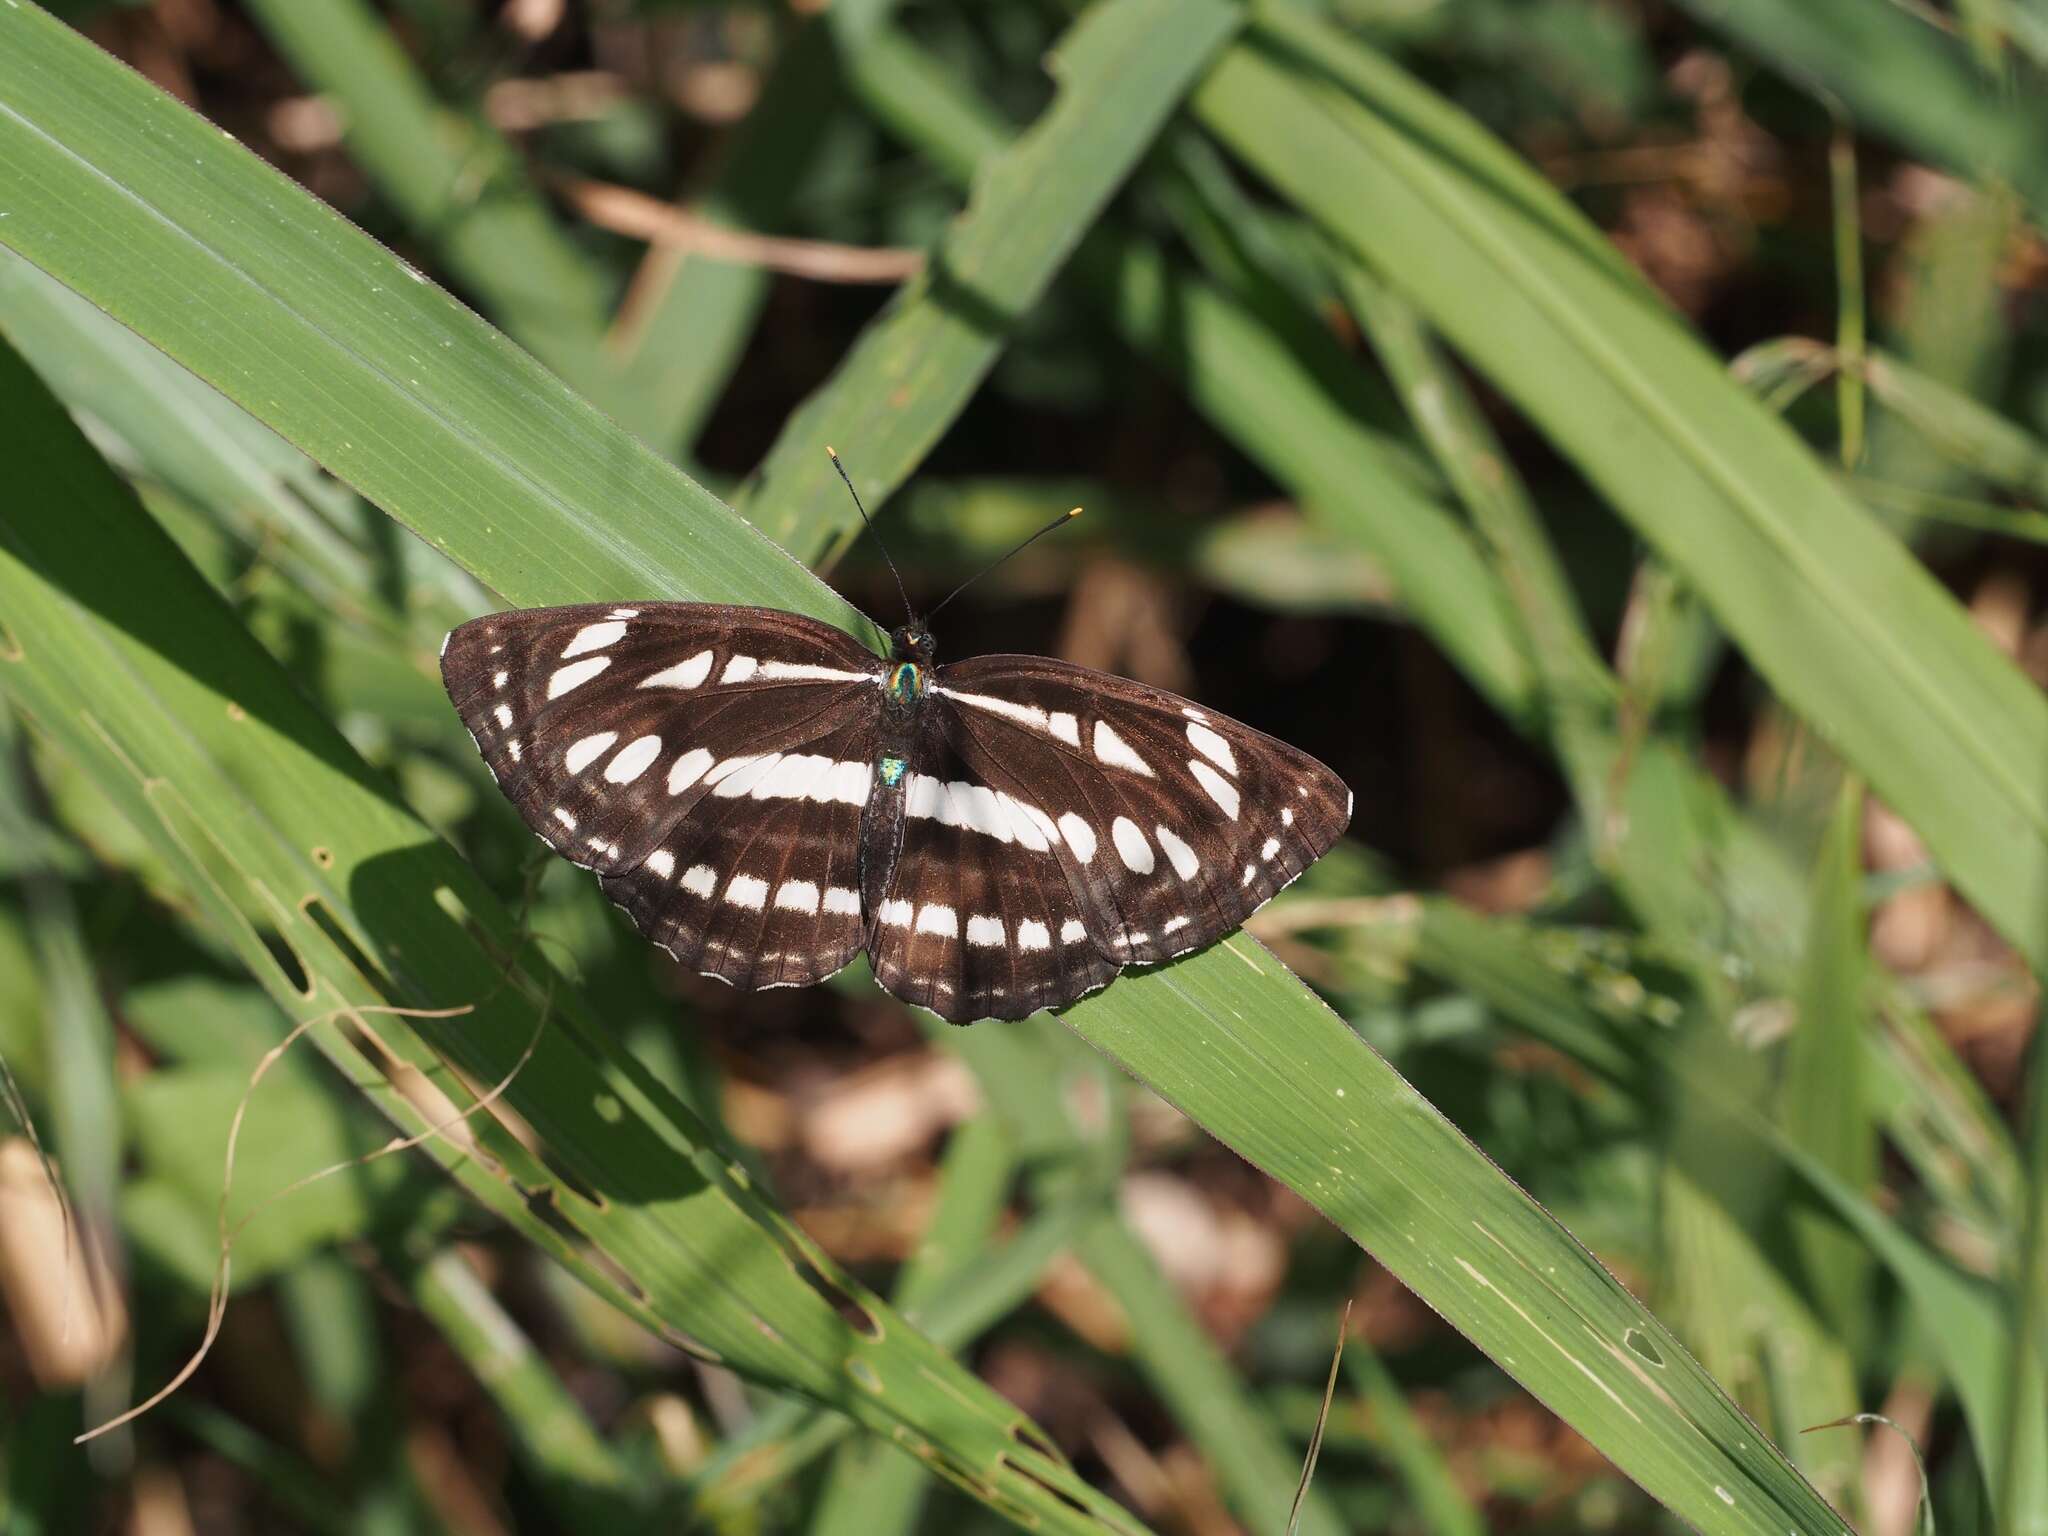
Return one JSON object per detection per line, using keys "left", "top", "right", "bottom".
{"left": 924, "top": 506, "right": 1083, "bottom": 622}
{"left": 827, "top": 447, "right": 915, "bottom": 626}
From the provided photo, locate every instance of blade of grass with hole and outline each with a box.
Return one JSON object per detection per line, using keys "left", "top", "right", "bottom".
{"left": 736, "top": 0, "right": 1239, "bottom": 566}
{"left": 0, "top": 8, "right": 1858, "bottom": 1529}
{"left": 0, "top": 340, "right": 1148, "bottom": 1536}
{"left": 807, "top": 1114, "right": 1017, "bottom": 1536}
{"left": 939, "top": 1014, "right": 1350, "bottom": 1536}
{"left": 1200, "top": 8, "right": 2048, "bottom": 981}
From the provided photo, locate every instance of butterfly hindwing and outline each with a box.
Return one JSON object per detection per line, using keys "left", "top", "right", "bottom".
{"left": 864, "top": 725, "right": 1118, "bottom": 1022}
{"left": 442, "top": 603, "right": 884, "bottom": 880}
{"left": 927, "top": 654, "right": 1350, "bottom": 973}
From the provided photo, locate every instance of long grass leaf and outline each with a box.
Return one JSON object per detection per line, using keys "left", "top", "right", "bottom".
{"left": 1202, "top": 10, "right": 2048, "bottom": 979}
{"left": 738, "top": 0, "right": 1240, "bottom": 564}
{"left": 0, "top": 335, "right": 1145, "bottom": 1536}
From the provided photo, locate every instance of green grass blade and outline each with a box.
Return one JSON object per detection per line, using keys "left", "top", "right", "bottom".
{"left": 407, "top": 1247, "right": 644, "bottom": 1526}
{"left": 0, "top": 336, "right": 1146, "bottom": 1536}
{"left": 0, "top": 3, "right": 870, "bottom": 641}
{"left": 835, "top": 23, "right": 1533, "bottom": 718}
{"left": 808, "top": 1115, "right": 1015, "bottom": 1536}
{"left": 1859, "top": 349, "right": 2048, "bottom": 499}
{"left": 0, "top": 8, "right": 1877, "bottom": 1527}
{"left": 238, "top": 0, "right": 614, "bottom": 376}
{"left": 1340, "top": 1345, "right": 1483, "bottom": 1536}
{"left": 1780, "top": 781, "right": 1877, "bottom": 1343}
{"left": 2002, "top": 998, "right": 2048, "bottom": 1534}
{"left": 616, "top": 24, "right": 849, "bottom": 460}
{"left": 1202, "top": 10, "right": 2048, "bottom": 979}
{"left": 1064, "top": 931, "right": 1853, "bottom": 1536}
{"left": 737, "top": 0, "right": 1240, "bottom": 564}
{"left": 1665, "top": 0, "right": 2048, "bottom": 222}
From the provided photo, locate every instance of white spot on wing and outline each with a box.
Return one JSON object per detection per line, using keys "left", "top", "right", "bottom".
{"left": 1093, "top": 720, "right": 1154, "bottom": 776}
{"left": 608, "top": 608, "right": 640, "bottom": 619}
{"left": 824, "top": 887, "right": 862, "bottom": 916}
{"left": 682, "top": 865, "right": 717, "bottom": 897}
{"left": 725, "top": 875, "right": 768, "bottom": 910}
{"left": 553, "top": 807, "right": 578, "bottom": 830}
{"left": 754, "top": 753, "right": 831, "bottom": 801}
{"left": 640, "top": 649, "right": 713, "bottom": 689}
{"left": 966, "top": 915, "right": 1005, "bottom": 947}
{"left": 915, "top": 904, "right": 959, "bottom": 938}
{"left": 1058, "top": 813, "right": 1097, "bottom": 863}
{"left": 564, "top": 731, "right": 617, "bottom": 774}
{"left": 1048, "top": 712, "right": 1080, "bottom": 746}
{"left": 1060, "top": 919, "right": 1088, "bottom": 944}
{"left": 905, "top": 773, "right": 946, "bottom": 822}
{"left": 1154, "top": 825, "right": 1200, "bottom": 881}
{"left": 547, "top": 655, "right": 610, "bottom": 699}
{"left": 1242, "top": 863, "right": 1257, "bottom": 886}
{"left": 1186, "top": 721, "right": 1237, "bottom": 775}
{"left": 1163, "top": 915, "right": 1191, "bottom": 934}
{"left": 561, "top": 620, "right": 626, "bottom": 658}
{"left": 707, "top": 754, "right": 781, "bottom": 797}
{"left": 1190, "top": 759, "right": 1240, "bottom": 819}
{"left": 605, "top": 735, "right": 664, "bottom": 784}
{"left": 720, "top": 654, "right": 759, "bottom": 684}
{"left": 668, "top": 747, "right": 714, "bottom": 795}
{"left": 937, "top": 687, "right": 1048, "bottom": 733}
{"left": 955, "top": 782, "right": 1009, "bottom": 842}
{"left": 1281, "top": 806, "right": 1294, "bottom": 827}
{"left": 1111, "top": 817, "right": 1155, "bottom": 874}
{"left": 774, "top": 880, "right": 820, "bottom": 914}
{"left": 879, "top": 898, "right": 914, "bottom": 928}
{"left": 1018, "top": 920, "right": 1051, "bottom": 952}
{"left": 494, "top": 704, "right": 514, "bottom": 729}
{"left": 645, "top": 850, "right": 675, "bottom": 878}
{"left": 492, "top": 671, "right": 508, "bottom": 689}
{"left": 1260, "top": 836, "right": 1281, "bottom": 860}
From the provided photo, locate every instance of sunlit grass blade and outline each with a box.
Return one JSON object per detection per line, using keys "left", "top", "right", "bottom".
{"left": 238, "top": 0, "right": 615, "bottom": 377}
{"left": 0, "top": 4, "right": 870, "bottom": 642}
{"left": 0, "top": 338, "right": 1147, "bottom": 1536}
{"left": 737, "top": 0, "right": 1240, "bottom": 566}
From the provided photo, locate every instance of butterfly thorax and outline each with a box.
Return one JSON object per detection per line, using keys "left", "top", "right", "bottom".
{"left": 882, "top": 621, "right": 935, "bottom": 715}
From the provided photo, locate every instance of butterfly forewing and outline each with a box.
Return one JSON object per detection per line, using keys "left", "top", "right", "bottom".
{"left": 441, "top": 602, "right": 883, "bottom": 879}
{"left": 597, "top": 709, "right": 876, "bottom": 990}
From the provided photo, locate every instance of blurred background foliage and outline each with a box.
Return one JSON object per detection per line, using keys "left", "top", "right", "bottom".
{"left": 1, "top": 0, "right": 2046, "bottom": 1532}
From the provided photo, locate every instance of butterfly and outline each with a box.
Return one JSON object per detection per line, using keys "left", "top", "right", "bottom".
{"left": 440, "top": 457, "right": 1351, "bottom": 1022}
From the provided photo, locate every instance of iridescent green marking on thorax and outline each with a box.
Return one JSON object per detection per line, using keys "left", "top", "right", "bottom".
{"left": 888, "top": 661, "right": 922, "bottom": 701}
{"left": 880, "top": 756, "right": 907, "bottom": 787}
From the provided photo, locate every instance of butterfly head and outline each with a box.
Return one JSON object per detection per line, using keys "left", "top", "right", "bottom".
{"left": 890, "top": 623, "right": 937, "bottom": 667}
